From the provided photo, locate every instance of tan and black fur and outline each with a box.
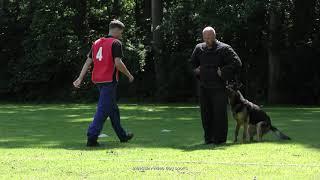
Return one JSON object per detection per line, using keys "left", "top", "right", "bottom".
{"left": 226, "top": 83, "right": 291, "bottom": 143}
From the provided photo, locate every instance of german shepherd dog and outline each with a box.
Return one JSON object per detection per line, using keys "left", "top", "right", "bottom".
{"left": 226, "top": 83, "right": 291, "bottom": 143}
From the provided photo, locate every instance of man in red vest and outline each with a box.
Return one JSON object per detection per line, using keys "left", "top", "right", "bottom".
{"left": 73, "top": 20, "right": 134, "bottom": 147}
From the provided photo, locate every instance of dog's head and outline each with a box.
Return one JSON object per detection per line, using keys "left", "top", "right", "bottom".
{"left": 226, "top": 82, "right": 243, "bottom": 105}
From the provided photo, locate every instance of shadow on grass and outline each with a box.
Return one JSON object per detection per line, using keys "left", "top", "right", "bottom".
{"left": 0, "top": 103, "right": 319, "bottom": 151}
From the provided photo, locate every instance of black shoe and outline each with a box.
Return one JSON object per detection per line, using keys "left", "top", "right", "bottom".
{"left": 120, "top": 132, "right": 134, "bottom": 143}
{"left": 86, "top": 140, "right": 100, "bottom": 147}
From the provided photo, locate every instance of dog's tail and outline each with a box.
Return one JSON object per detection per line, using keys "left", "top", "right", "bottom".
{"left": 270, "top": 125, "right": 291, "bottom": 140}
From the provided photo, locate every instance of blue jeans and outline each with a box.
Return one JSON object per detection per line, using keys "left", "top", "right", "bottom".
{"left": 87, "top": 83, "right": 127, "bottom": 141}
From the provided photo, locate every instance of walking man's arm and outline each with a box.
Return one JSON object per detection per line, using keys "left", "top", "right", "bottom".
{"left": 73, "top": 57, "right": 93, "bottom": 88}
{"left": 114, "top": 57, "right": 134, "bottom": 83}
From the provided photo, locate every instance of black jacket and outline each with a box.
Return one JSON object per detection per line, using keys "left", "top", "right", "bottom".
{"left": 190, "top": 41, "right": 242, "bottom": 88}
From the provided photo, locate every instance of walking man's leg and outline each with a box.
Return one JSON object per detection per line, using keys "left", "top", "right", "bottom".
{"left": 109, "top": 83, "right": 133, "bottom": 142}
{"left": 87, "top": 85, "right": 111, "bottom": 146}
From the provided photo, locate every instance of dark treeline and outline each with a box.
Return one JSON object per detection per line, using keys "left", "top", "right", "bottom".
{"left": 1, "top": 0, "right": 319, "bottom": 104}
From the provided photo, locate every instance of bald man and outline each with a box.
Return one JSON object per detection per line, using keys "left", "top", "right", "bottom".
{"left": 190, "top": 27, "right": 242, "bottom": 145}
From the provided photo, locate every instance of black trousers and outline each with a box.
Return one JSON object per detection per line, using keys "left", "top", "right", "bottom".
{"left": 199, "top": 87, "right": 228, "bottom": 144}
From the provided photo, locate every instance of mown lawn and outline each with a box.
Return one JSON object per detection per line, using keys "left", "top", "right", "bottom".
{"left": 0, "top": 103, "right": 319, "bottom": 179}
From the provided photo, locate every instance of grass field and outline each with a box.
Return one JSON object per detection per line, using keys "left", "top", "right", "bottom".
{"left": 0, "top": 103, "right": 320, "bottom": 179}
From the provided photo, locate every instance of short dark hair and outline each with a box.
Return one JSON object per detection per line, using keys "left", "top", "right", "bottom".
{"left": 109, "top": 19, "right": 125, "bottom": 30}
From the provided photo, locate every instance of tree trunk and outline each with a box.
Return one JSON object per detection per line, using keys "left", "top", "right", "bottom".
{"left": 291, "top": 0, "right": 316, "bottom": 44}
{"left": 268, "top": 0, "right": 282, "bottom": 104}
{"left": 142, "top": 0, "right": 152, "bottom": 46}
{"left": 143, "top": 0, "right": 151, "bottom": 19}
{"left": 73, "top": 1, "right": 88, "bottom": 39}
{"left": 151, "top": 0, "right": 164, "bottom": 99}
{"left": 112, "top": 0, "right": 121, "bottom": 19}
{"left": 0, "top": 0, "right": 8, "bottom": 10}
{"left": 68, "top": 0, "right": 89, "bottom": 50}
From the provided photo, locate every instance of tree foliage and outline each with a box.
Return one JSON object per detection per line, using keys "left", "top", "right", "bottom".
{"left": 0, "top": 0, "right": 319, "bottom": 104}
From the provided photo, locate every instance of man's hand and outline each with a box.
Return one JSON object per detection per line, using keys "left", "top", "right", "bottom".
{"left": 128, "top": 74, "right": 134, "bottom": 83}
{"left": 217, "top": 67, "right": 222, "bottom": 77}
{"left": 73, "top": 57, "right": 92, "bottom": 89}
{"left": 73, "top": 78, "right": 82, "bottom": 88}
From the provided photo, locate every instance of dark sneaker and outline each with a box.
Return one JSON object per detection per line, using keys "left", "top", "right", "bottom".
{"left": 120, "top": 132, "right": 134, "bottom": 143}
{"left": 86, "top": 140, "right": 100, "bottom": 147}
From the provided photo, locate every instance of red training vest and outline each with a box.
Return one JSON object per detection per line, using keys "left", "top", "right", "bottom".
{"left": 91, "top": 37, "right": 119, "bottom": 83}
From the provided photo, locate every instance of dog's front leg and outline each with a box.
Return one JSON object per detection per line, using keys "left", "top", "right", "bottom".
{"left": 234, "top": 123, "right": 240, "bottom": 143}
{"left": 256, "top": 122, "right": 263, "bottom": 141}
{"left": 242, "top": 122, "right": 248, "bottom": 143}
